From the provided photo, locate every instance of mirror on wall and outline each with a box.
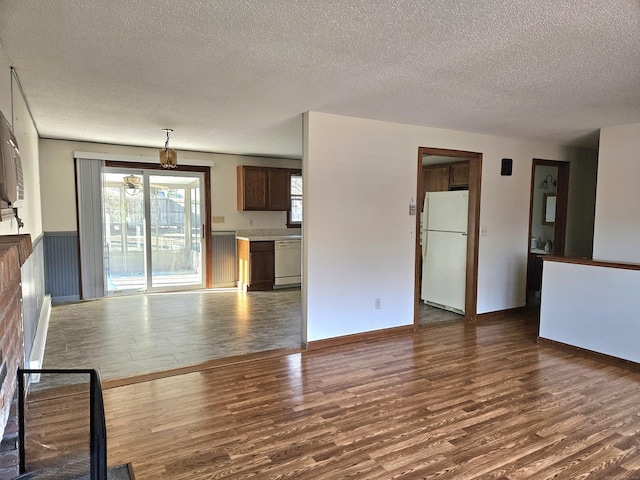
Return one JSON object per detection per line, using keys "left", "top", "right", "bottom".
{"left": 543, "top": 193, "right": 556, "bottom": 225}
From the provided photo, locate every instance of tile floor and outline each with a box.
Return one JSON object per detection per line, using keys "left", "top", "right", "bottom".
{"left": 43, "top": 288, "right": 302, "bottom": 381}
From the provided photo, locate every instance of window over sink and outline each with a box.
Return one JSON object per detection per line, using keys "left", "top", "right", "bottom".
{"left": 288, "top": 170, "right": 302, "bottom": 227}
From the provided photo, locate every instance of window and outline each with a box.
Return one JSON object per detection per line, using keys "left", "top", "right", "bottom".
{"left": 288, "top": 170, "right": 302, "bottom": 227}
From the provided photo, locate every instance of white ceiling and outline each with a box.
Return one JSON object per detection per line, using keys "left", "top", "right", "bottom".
{"left": 0, "top": 0, "right": 638, "bottom": 159}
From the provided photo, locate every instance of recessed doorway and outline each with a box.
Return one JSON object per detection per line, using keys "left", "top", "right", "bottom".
{"left": 415, "top": 147, "right": 482, "bottom": 325}
{"left": 526, "top": 159, "right": 569, "bottom": 306}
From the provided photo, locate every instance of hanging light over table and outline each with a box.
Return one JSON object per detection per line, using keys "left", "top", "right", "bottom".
{"left": 123, "top": 174, "right": 142, "bottom": 196}
{"left": 159, "top": 128, "right": 177, "bottom": 169}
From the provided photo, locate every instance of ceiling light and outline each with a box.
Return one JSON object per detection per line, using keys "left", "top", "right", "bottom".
{"left": 160, "top": 128, "right": 177, "bottom": 169}
{"left": 123, "top": 174, "right": 142, "bottom": 195}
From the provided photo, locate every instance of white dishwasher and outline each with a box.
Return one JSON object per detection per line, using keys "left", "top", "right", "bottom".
{"left": 274, "top": 240, "right": 301, "bottom": 286}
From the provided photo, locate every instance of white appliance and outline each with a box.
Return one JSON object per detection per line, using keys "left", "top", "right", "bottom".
{"left": 274, "top": 239, "right": 301, "bottom": 286}
{"left": 421, "top": 191, "right": 468, "bottom": 314}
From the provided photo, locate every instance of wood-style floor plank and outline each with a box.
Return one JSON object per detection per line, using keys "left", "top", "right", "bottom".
{"left": 92, "top": 311, "right": 640, "bottom": 479}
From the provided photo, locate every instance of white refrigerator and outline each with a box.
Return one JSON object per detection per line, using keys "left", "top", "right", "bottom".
{"left": 421, "top": 191, "right": 469, "bottom": 314}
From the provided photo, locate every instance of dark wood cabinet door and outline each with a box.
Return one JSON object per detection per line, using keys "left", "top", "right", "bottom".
{"left": 249, "top": 241, "right": 274, "bottom": 290}
{"left": 268, "top": 168, "right": 290, "bottom": 211}
{"left": 238, "top": 166, "right": 268, "bottom": 210}
{"left": 423, "top": 165, "right": 450, "bottom": 193}
{"left": 449, "top": 162, "right": 470, "bottom": 188}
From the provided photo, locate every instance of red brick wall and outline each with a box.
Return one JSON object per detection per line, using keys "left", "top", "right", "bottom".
{"left": 0, "top": 235, "right": 32, "bottom": 478}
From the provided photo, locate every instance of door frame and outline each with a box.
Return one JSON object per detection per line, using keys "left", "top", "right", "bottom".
{"left": 415, "top": 147, "right": 482, "bottom": 324}
{"left": 105, "top": 160, "right": 213, "bottom": 288}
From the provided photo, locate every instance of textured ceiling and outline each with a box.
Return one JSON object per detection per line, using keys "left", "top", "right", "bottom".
{"left": 0, "top": 0, "right": 638, "bottom": 159}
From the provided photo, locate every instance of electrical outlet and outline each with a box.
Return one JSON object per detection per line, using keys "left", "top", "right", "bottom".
{"left": 481, "top": 226, "right": 487, "bottom": 236}
{"left": 249, "top": 218, "right": 254, "bottom": 226}
{"left": 375, "top": 298, "right": 381, "bottom": 310}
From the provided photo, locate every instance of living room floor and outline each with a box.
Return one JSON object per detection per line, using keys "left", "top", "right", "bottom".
{"left": 102, "top": 311, "right": 640, "bottom": 479}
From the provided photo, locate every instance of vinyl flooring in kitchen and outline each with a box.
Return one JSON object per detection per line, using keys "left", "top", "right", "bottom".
{"left": 43, "top": 288, "right": 303, "bottom": 383}
{"left": 43, "top": 288, "right": 465, "bottom": 385}
{"left": 418, "top": 302, "right": 464, "bottom": 325}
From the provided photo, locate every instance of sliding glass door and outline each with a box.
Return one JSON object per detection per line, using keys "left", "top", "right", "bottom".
{"left": 147, "top": 174, "right": 203, "bottom": 289}
{"left": 103, "top": 168, "right": 205, "bottom": 295}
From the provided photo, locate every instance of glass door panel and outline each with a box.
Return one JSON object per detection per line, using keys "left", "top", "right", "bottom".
{"left": 148, "top": 174, "right": 204, "bottom": 289}
{"left": 103, "top": 171, "right": 146, "bottom": 295}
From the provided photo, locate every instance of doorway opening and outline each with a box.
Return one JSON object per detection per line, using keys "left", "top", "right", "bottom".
{"left": 415, "top": 148, "right": 482, "bottom": 326}
{"left": 526, "top": 159, "right": 569, "bottom": 306}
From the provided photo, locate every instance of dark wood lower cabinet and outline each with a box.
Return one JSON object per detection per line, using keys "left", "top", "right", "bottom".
{"left": 237, "top": 239, "right": 274, "bottom": 291}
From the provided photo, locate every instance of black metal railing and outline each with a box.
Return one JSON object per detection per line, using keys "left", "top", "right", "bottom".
{"left": 17, "top": 369, "right": 107, "bottom": 480}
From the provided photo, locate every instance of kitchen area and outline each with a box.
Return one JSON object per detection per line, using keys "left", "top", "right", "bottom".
{"left": 214, "top": 164, "right": 302, "bottom": 292}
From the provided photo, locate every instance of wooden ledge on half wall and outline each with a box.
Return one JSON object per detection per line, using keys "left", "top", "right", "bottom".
{"left": 541, "top": 255, "right": 640, "bottom": 271}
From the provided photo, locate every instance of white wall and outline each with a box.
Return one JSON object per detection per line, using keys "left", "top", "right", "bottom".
{"left": 0, "top": 50, "right": 42, "bottom": 238}
{"left": 0, "top": 46, "right": 10, "bottom": 126}
{"left": 592, "top": 123, "right": 640, "bottom": 263}
{"left": 303, "top": 111, "right": 572, "bottom": 342}
{"left": 39, "top": 139, "right": 301, "bottom": 232}
{"left": 540, "top": 260, "right": 640, "bottom": 363}
{"left": 12, "top": 74, "right": 42, "bottom": 238}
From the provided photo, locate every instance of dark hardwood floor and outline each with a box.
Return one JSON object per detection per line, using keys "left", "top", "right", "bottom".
{"left": 100, "top": 311, "right": 640, "bottom": 479}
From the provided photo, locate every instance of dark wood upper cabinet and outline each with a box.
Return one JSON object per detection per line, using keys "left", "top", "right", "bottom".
{"left": 422, "top": 161, "right": 470, "bottom": 201}
{"left": 237, "top": 166, "right": 291, "bottom": 211}
{"left": 423, "top": 164, "right": 450, "bottom": 193}
{"left": 238, "top": 166, "right": 269, "bottom": 210}
{"left": 449, "top": 162, "right": 470, "bottom": 189}
{"left": 268, "top": 168, "right": 290, "bottom": 211}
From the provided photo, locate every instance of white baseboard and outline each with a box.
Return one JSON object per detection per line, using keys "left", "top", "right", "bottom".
{"left": 28, "top": 294, "right": 51, "bottom": 381}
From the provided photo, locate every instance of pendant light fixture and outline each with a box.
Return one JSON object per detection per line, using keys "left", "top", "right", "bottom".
{"left": 159, "top": 128, "right": 177, "bottom": 169}
{"left": 123, "top": 174, "right": 142, "bottom": 196}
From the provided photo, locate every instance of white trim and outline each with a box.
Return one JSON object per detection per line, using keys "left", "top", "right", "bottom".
{"left": 73, "top": 150, "right": 214, "bottom": 167}
{"left": 28, "top": 294, "right": 52, "bottom": 382}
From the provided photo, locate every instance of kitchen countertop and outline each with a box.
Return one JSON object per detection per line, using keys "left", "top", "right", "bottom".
{"left": 531, "top": 248, "right": 551, "bottom": 255}
{"left": 236, "top": 234, "right": 301, "bottom": 241}
{"left": 235, "top": 228, "right": 301, "bottom": 242}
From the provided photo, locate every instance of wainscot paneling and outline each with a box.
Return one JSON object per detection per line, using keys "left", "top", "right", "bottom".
{"left": 20, "top": 235, "right": 45, "bottom": 362}
{"left": 212, "top": 231, "right": 237, "bottom": 287}
{"left": 43, "top": 232, "right": 80, "bottom": 302}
